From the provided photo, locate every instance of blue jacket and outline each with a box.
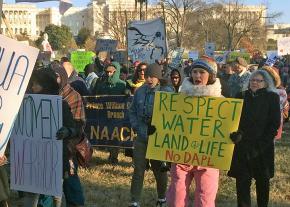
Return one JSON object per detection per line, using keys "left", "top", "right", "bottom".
{"left": 129, "top": 83, "right": 173, "bottom": 143}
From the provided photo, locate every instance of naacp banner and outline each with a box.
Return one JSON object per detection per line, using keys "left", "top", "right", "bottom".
{"left": 10, "top": 94, "right": 63, "bottom": 197}
{"left": 84, "top": 95, "right": 135, "bottom": 148}
{"left": 128, "top": 18, "right": 167, "bottom": 63}
{"left": 146, "top": 92, "right": 243, "bottom": 170}
{"left": 0, "top": 35, "right": 39, "bottom": 156}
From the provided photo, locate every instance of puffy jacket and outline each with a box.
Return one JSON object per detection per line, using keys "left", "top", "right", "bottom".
{"left": 129, "top": 83, "right": 173, "bottom": 142}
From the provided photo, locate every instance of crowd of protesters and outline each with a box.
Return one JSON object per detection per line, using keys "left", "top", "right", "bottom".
{"left": 0, "top": 50, "right": 289, "bottom": 207}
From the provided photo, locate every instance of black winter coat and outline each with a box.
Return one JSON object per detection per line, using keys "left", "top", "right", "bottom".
{"left": 228, "top": 88, "right": 281, "bottom": 179}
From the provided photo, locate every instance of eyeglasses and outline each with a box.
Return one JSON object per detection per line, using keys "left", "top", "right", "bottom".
{"left": 137, "top": 68, "right": 146, "bottom": 72}
{"left": 250, "top": 79, "right": 264, "bottom": 83}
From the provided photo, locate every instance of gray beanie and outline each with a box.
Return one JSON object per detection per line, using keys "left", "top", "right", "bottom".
{"left": 145, "top": 63, "right": 162, "bottom": 79}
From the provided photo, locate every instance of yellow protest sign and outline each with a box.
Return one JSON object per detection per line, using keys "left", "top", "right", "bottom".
{"left": 146, "top": 92, "right": 243, "bottom": 170}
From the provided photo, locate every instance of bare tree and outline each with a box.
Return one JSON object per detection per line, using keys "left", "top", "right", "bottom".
{"left": 95, "top": 6, "right": 137, "bottom": 49}
{"left": 160, "top": 0, "right": 203, "bottom": 48}
{"left": 185, "top": 0, "right": 280, "bottom": 53}
{"left": 217, "top": 0, "right": 280, "bottom": 51}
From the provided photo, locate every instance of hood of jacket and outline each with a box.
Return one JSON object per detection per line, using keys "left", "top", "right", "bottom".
{"left": 106, "top": 61, "right": 121, "bottom": 85}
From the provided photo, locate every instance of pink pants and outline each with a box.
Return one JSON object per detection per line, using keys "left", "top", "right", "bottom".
{"left": 166, "top": 164, "right": 219, "bottom": 207}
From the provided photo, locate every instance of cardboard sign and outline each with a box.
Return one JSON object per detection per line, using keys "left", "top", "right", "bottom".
{"left": 112, "top": 50, "right": 127, "bottom": 64}
{"left": 128, "top": 18, "right": 167, "bottom": 63}
{"left": 84, "top": 95, "right": 136, "bottom": 148}
{"left": 205, "top": 42, "right": 215, "bottom": 57}
{"left": 146, "top": 92, "right": 243, "bottom": 170}
{"left": 265, "top": 52, "right": 278, "bottom": 67}
{"left": 277, "top": 37, "right": 290, "bottom": 56}
{"left": 170, "top": 48, "right": 184, "bottom": 68}
{"left": 215, "top": 51, "right": 230, "bottom": 64}
{"left": 96, "top": 39, "right": 118, "bottom": 52}
{"left": 71, "top": 51, "right": 96, "bottom": 72}
{"left": 188, "top": 51, "right": 199, "bottom": 60}
{"left": 227, "top": 52, "right": 250, "bottom": 63}
{"left": 0, "top": 35, "right": 39, "bottom": 156}
{"left": 10, "top": 94, "right": 63, "bottom": 197}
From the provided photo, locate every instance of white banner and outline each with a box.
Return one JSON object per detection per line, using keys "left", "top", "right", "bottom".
{"left": 0, "top": 35, "right": 39, "bottom": 156}
{"left": 96, "top": 39, "right": 118, "bottom": 52}
{"left": 128, "top": 18, "right": 167, "bottom": 63}
{"left": 277, "top": 37, "right": 290, "bottom": 56}
{"left": 10, "top": 94, "right": 63, "bottom": 197}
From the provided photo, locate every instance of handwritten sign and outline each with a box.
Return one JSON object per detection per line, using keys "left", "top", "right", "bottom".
{"left": 10, "top": 94, "right": 63, "bottom": 197}
{"left": 71, "top": 51, "right": 96, "bottom": 72}
{"left": 96, "top": 39, "right": 117, "bottom": 53}
{"left": 170, "top": 48, "right": 184, "bottom": 69}
{"left": 205, "top": 42, "right": 215, "bottom": 57}
{"left": 277, "top": 37, "right": 290, "bottom": 56}
{"left": 227, "top": 52, "right": 250, "bottom": 63}
{"left": 146, "top": 92, "right": 243, "bottom": 170}
{"left": 0, "top": 35, "right": 39, "bottom": 156}
{"left": 128, "top": 18, "right": 167, "bottom": 63}
{"left": 112, "top": 50, "right": 127, "bottom": 64}
{"left": 84, "top": 95, "right": 136, "bottom": 148}
{"left": 188, "top": 51, "right": 199, "bottom": 60}
{"left": 215, "top": 51, "right": 230, "bottom": 64}
{"left": 265, "top": 51, "right": 278, "bottom": 67}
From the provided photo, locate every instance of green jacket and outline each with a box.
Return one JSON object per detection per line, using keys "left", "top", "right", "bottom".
{"left": 93, "top": 62, "right": 126, "bottom": 95}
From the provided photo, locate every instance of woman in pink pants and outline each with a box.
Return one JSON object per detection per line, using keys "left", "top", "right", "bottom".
{"left": 166, "top": 57, "right": 221, "bottom": 207}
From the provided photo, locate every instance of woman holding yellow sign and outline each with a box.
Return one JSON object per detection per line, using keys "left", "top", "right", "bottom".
{"left": 166, "top": 57, "right": 221, "bottom": 207}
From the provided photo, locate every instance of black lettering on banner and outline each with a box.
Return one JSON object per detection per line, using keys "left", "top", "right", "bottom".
{"left": 0, "top": 47, "right": 30, "bottom": 95}
{"left": 13, "top": 96, "right": 60, "bottom": 139}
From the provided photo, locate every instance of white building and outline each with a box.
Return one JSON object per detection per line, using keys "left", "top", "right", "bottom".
{"left": 1, "top": 3, "right": 38, "bottom": 37}
{"left": 61, "top": 7, "right": 88, "bottom": 36}
{"left": 36, "top": 7, "right": 62, "bottom": 36}
{"left": 267, "top": 24, "right": 290, "bottom": 41}
{"left": 61, "top": 0, "right": 136, "bottom": 37}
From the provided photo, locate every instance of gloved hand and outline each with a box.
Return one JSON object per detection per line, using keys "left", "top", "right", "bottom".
{"left": 147, "top": 125, "right": 156, "bottom": 136}
{"left": 230, "top": 131, "right": 243, "bottom": 144}
{"left": 160, "top": 162, "right": 171, "bottom": 172}
{"left": 56, "top": 127, "right": 71, "bottom": 140}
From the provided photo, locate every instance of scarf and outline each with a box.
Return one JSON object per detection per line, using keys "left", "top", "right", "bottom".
{"left": 179, "top": 77, "right": 222, "bottom": 97}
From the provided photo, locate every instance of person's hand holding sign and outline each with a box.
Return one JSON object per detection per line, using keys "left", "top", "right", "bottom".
{"left": 147, "top": 124, "right": 156, "bottom": 136}
{"left": 230, "top": 131, "right": 243, "bottom": 144}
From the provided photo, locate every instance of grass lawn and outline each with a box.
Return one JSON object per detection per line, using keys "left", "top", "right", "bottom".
{"left": 10, "top": 122, "right": 290, "bottom": 206}
{"left": 78, "top": 122, "right": 290, "bottom": 207}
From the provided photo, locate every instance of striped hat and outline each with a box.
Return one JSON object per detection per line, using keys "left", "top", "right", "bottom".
{"left": 192, "top": 56, "right": 217, "bottom": 75}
